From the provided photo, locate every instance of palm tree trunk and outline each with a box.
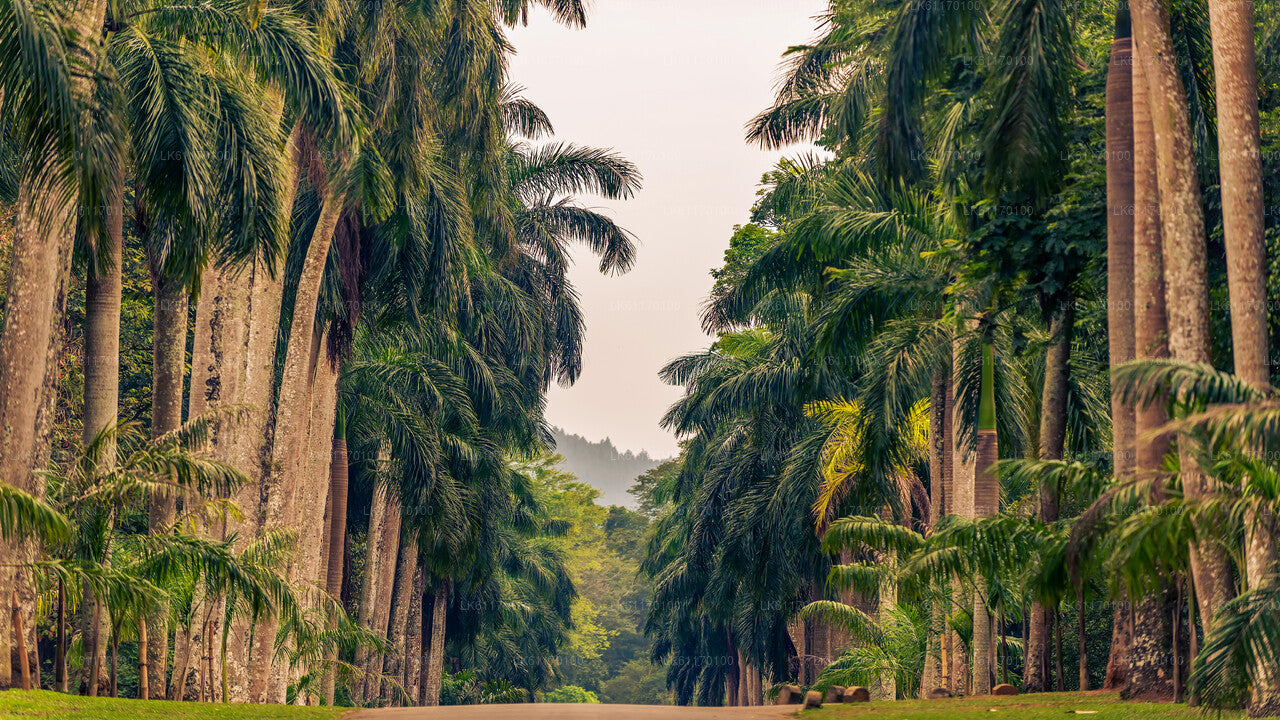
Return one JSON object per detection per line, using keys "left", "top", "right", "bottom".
{"left": 384, "top": 535, "right": 418, "bottom": 704}
{"left": 145, "top": 269, "right": 185, "bottom": 698}
{"left": 0, "top": 0, "right": 111, "bottom": 689}
{"left": 1076, "top": 588, "right": 1087, "bottom": 691}
{"left": 737, "top": 648, "right": 748, "bottom": 704}
{"left": 972, "top": 343, "right": 999, "bottom": 695}
{"left": 876, "top": 554, "right": 898, "bottom": 700}
{"left": 724, "top": 633, "right": 739, "bottom": 705}
{"left": 249, "top": 189, "right": 345, "bottom": 703}
{"left": 1031, "top": 305, "right": 1076, "bottom": 695}
{"left": 1054, "top": 611, "right": 1064, "bottom": 691}
{"left": 923, "top": 371, "right": 947, "bottom": 695}
{"left": 403, "top": 562, "right": 426, "bottom": 705}
{"left": 138, "top": 616, "right": 149, "bottom": 701}
{"left": 1204, "top": 0, "right": 1277, "bottom": 711}
{"left": 1104, "top": 602, "right": 1132, "bottom": 691}
{"left": 321, "top": 420, "right": 350, "bottom": 705}
{"left": 353, "top": 477, "right": 390, "bottom": 705}
{"left": 1103, "top": 20, "right": 1139, "bottom": 694}
{"left": 81, "top": 175, "right": 125, "bottom": 697}
{"left": 947, "top": 349, "right": 970, "bottom": 697}
{"left": 10, "top": 591, "right": 29, "bottom": 690}
{"left": 203, "top": 121, "right": 303, "bottom": 704}
{"left": 359, "top": 485, "right": 402, "bottom": 703}
{"left": 55, "top": 579, "right": 66, "bottom": 692}
{"left": 110, "top": 625, "right": 120, "bottom": 698}
{"left": 1131, "top": 0, "right": 1234, "bottom": 631}
{"left": 421, "top": 580, "right": 449, "bottom": 707}
{"left": 1118, "top": 31, "right": 1178, "bottom": 703}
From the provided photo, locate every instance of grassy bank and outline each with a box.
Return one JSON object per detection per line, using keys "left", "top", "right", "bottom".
{"left": 0, "top": 690, "right": 348, "bottom": 720}
{"left": 798, "top": 691, "right": 1262, "bottom": 719}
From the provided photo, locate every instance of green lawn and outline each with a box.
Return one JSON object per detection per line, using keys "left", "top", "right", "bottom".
{"left": 0, "top": 690, "right": 348, "bottom": 720}
{"left": 798, "top": 691, "right": 1263, "bottom": 720}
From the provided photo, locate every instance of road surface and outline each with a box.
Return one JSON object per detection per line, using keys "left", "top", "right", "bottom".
{"left": 349, "top": 705, "right": 796, "bottom": 720}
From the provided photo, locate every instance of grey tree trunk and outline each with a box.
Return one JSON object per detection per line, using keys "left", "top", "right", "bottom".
{"left": 353, "top": 479, "right": 390, "bottom": 705}
{"left": 360, "top": 487, "right": 402, "bottom": 703}
{"left": 383, "top": 535, "right": 418, "bottom": 703}
{"left": 321, "top": 430, "right": 350, "bottom": 705}
{"left": 421, "top": 581, "right": 449, "bottom": 706}
{"left": 403, "top": 562, "right": 426, "bottom": 705}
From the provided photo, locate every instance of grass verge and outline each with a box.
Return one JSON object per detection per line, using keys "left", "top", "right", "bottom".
{"left": 796, "top": 690, "right": 1260, "bottom": 720}
{"left": 0, "top": 689, "right": 348, "bottom": 720}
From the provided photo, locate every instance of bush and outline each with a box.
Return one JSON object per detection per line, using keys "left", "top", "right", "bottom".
{"left": 541, "top": 685, "right": 600, "bottom": 703}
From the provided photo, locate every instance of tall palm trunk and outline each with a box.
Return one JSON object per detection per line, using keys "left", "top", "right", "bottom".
{"left": 923, "top": 370, "right": 947, "bottom": 695}
{"left": 202, "top": 121, "right": 302, "bottom": 703}
{"left": 356, "top": 482, "right": 402, "bottom": 703}
{"left": 421, "top": 580, "right": 449, "bottom": 706}
{"left": 1028, "top": 304, "right": 1077, "bottom": 692}
{"left": 1098, "top": 15, "right": 1138, "bottom": 695}
{"left": 321, "top": 417, "right": 349, "bottom": 705}
{"left": 732, "top": 632, "right": 742, "bottom": 702}
{"left": 0, "top": 0, "right": 111, "bottom": 687}
{"left": 249, "top": 188, "right": 346, "bottom": 703}
{"left": 1121, "top": 16, "right": 1179, "bottom": 705}
{"left": 80, "top": 175, "right": 125, "bottom": 697}
{"left": 946, "top": 369, "right": 968, "bottom": 696}
{"left": 403, "top": 562, "right": 426, "bottom": 705}
{"left": 1203, "top": 0, "right": 1276, "bottom": 711}
{"left": 353, "top": 479, "right": 389, "bottom": 704}
{"left": 145, "top": 268, "right": 186, "bottom": 698}
{"left": 383, "top": 536, "right": 418, "bottom": 703}
{"left": 1130, "top": 0, "right": 1234, "bottom": 632}
{"left": 971, "top": 343, "right": 998, "bottom": 695}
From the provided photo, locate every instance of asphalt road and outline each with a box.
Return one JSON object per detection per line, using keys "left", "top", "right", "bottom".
{"left": 348, "top": 704, "right": 796, "bottom": 720}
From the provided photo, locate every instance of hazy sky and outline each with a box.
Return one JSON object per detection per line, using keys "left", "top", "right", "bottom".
{"left": 508, "top": 1, "right": 828, "bottom": 458}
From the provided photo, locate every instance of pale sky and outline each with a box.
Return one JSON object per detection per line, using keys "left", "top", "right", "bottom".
{"left": 508, "top": 0, "right": 828, "bottom": 458}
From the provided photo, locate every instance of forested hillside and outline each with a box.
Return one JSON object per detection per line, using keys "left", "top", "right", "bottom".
{"left": 550, "top": 429, "right": 666, "bottom": 507}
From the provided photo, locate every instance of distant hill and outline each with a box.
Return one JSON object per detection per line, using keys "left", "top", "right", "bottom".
{"left": 551, "top": 428, "right": 666, "bottom": 507}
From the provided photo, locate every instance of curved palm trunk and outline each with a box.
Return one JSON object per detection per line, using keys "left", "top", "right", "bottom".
{"left": 1130, "top": 0, "right": 1234, "bottom": 633}
{"left": 246, "top": 188, "right": 346, "bottom": 703}
{"left": 420, "top": 580, "right": 450, "bottom": 707}
{"left": 971, "top": 343, "right": 998, "bottom": 696}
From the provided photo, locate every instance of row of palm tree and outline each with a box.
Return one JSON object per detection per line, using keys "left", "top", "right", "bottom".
{"left": 0, "top": 0, "right": 641, "bottom": 706}
{"left": 643, "top": 0, "right": 1280, "bottom": 712}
